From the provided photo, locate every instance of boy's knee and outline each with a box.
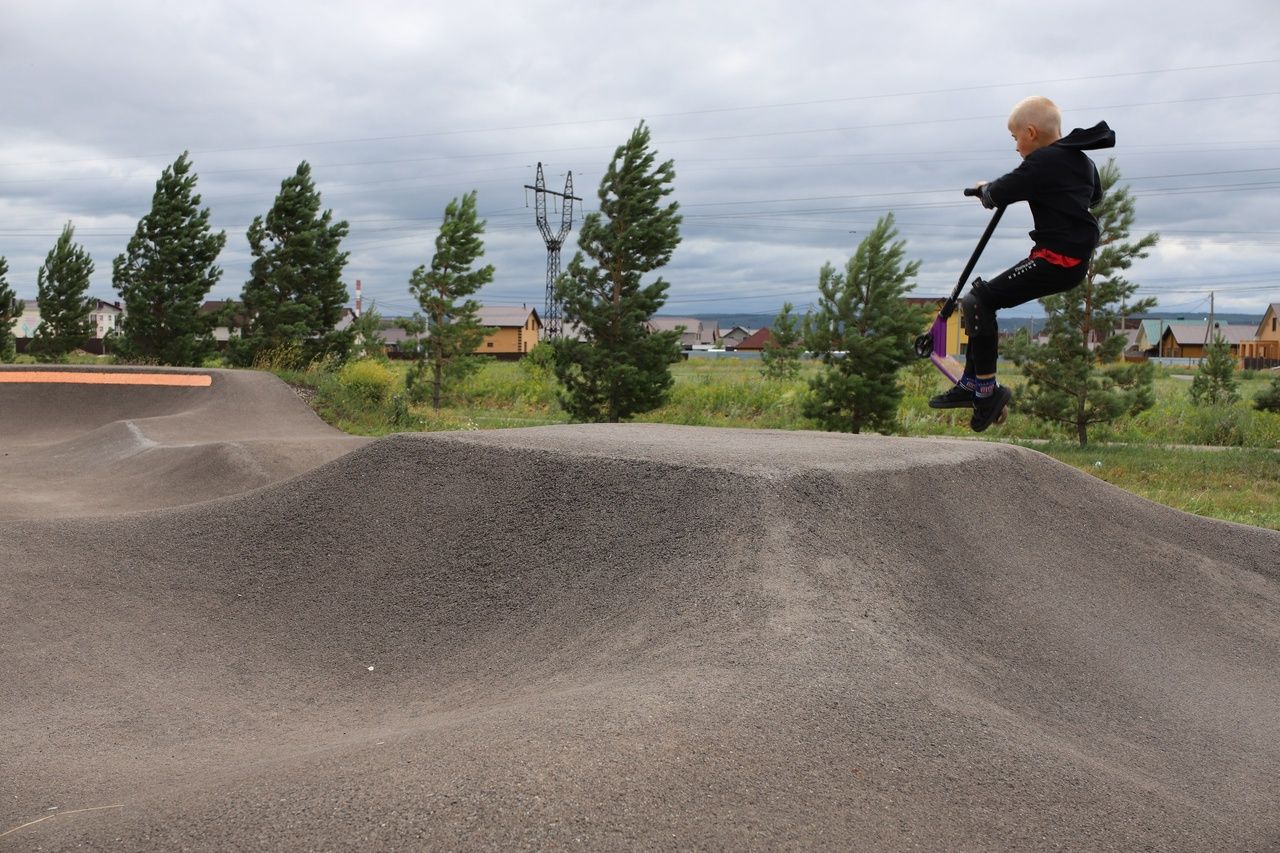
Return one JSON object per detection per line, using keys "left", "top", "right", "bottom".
{"left": 960, "top": 284, "right": 997, "bottom": 339}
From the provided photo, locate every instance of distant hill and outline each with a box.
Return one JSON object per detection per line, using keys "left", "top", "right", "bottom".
{"left": 1131, "top": 312, "right": 1261, "bottom": 326}
{"left": 675, "top": 310, "right": 1264, "bottom": 335}
{"left": 698, "top": 313, "right": 778, "bottom": 331}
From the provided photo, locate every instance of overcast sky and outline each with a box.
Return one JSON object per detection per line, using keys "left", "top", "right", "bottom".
{"left": 2, "top": 0, "right": 1277, "bottom": 321}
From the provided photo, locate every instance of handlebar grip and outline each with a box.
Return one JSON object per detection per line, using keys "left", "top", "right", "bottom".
{"left": 963, "top": 187, "right": 982, "bottom": 197}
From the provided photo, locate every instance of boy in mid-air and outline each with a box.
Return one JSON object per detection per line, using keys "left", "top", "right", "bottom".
{"left": 930, "top": 95, "right": 1115, "bottom": 430}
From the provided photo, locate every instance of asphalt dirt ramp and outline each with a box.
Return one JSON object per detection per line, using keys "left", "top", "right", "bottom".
{"left": 0, "top": 365, "right": 367, "bottom": 518}
{"left": 2, "top": 378, "right": 1279, "bottom": 850}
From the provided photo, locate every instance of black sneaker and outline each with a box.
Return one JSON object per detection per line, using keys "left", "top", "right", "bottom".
{"left": 970, "top": 385, "right": 1013, "bottom": 432}
{"left": 928, "top": 384, "right": 975, "bottom": 409}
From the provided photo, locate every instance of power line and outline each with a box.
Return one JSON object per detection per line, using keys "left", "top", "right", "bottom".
{"left": 4, "top": 59, "right": 1274, "bottom": 169}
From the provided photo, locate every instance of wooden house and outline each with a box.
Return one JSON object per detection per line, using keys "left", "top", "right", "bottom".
{"left": 1157, "top": 322, "right": 1253, "bottom": 359}
{"left": 1239, "top": 303, "right": 1280, "bottom": 368}
{"left": 1131, "top": 319, "right": 1164, "bottom": 356}
{"left": 475, "top": 305, "right": 541, "bottom": 358}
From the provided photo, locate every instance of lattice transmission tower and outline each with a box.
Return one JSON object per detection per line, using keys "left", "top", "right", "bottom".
{"left": 525, "top": 163, "right": 581, "bottom": 340}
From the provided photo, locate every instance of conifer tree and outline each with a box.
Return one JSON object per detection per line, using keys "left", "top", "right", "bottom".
{"left": 1005, "top": 160, "right": 1159, "bottom": 446}
{"left": 761, "top": 301, "right": 803, "bottom": 380}
{"left": 551, "top": 121, "right": 683, "bottom": 423}
{"left": 401, "top": 191, "right": 495, "bottom": 409}
{"left": 1189, "top": 332, "right": 1240, "bottom": 406}
{"left": 113, "top": 152, "right": 227, "bottom": 365}
{"left": 802, "top": 213, "right": 928, "bottom": 433}
{"left": 0, "top": 256, "right": 22, "bottom": 362}
{"left": 30, "top": 223, "right": 95, "bottom": 362}
{"left": 234, "top": 162, "right": 351, "bottom": 366}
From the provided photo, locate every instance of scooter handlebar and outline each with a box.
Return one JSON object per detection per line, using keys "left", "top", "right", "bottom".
{"left": 963, "top": 186, "right": 983, "bottom": 197}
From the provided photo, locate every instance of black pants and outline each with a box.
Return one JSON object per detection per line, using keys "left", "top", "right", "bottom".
{"left": 965, "top": 255, "right": 1086, "bottom": 375}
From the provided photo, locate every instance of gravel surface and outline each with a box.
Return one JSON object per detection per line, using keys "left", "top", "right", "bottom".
{"left": 2, "top": 369, "right": 1279, "bottom": 850}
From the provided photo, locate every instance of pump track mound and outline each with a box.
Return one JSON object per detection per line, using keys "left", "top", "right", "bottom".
{"left": 2, "top": 365, "right": 1278, "bottom": 851}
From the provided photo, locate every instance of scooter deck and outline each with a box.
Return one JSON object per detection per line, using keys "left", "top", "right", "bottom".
{"left": 929, "top": 353, "right": 965, "bottom": 385}
{"left": 926, "top": 316, "right": 964, "bottom": 383}
{"left": 925, "top": 316, "right": 1008, "bottom": 426}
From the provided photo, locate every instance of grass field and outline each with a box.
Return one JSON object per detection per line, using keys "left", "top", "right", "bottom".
{"left": 271, "top": 354, "right": 1280, "bottom": 531}
{"left": 1025, "top": 442, "right": 1280, "bottom": 530}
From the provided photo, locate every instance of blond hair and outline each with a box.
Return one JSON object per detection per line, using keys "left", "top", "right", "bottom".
{"left": 1009, "top": 96, "right": 1062, "bottom": 138}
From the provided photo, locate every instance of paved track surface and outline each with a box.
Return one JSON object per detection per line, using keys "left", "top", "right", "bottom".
{"left": 0, "top": 365, "right": 367, "bottom": 518}
{"left": 2, "top": 367, "right": 1278, "bottom": 850}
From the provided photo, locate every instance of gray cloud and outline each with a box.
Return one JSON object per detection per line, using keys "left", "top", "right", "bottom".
{"left": 1, "top": 0, "right": 1277, "bottom": 320}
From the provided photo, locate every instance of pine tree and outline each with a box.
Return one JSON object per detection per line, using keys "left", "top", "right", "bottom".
{"left": 30, "top": 223, "right": 95, "bottom": 362}
{"left": 1005, "top": 160, "right": 1159, "bottom": 446}
{"left": 401, "top": 191, "right": 495, "bottom": 409}
{"left": 551, "top": 121, "right": 683, "bottom": 423}
{"left": 0, "top": 256, "right": 23, "bottom": 362}
{"left": 802, "top": 213, "right": 929, "bottom": 434}
{"left": 1189, "top": 332, "right": 1240, "bottom": 405}
{"left": 113, "top": 152, "right": 227, "bottom": 365}
{"left": 760, "top": 301, "right": 803, "bottom": 380}
{"left": 234, "top": 161, "right": 351, "bottom": 366}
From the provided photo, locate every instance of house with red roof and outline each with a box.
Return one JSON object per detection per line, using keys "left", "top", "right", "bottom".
{"left": 732, "top": 327, "right": 774, "bottom": 352}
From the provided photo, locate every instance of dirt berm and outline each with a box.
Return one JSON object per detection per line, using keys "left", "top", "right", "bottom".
{"left": 2, "top": 370, "right": 1278, "bottom": 850}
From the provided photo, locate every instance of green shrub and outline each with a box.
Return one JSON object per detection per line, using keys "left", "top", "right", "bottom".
{"left": 1257, "top": 376, "right": 1280, "bottom": 414}
{"left": 1185, "top": 406, "right": 1250, "bottom": 446}
{"left": 302, "top": 360, "right": 418, "bottom": 435}
{"left": 462, "top": 359, "right": 558, "bottom": 410}
{"left": 338, "top": 358, "right": 396, "bottom": 405}
{"left": 642, "top": 373, "right": 811, "bottom": 429}
{"left": 521, "top": 343, "right": 555, "bottom": 381}
{"left": 252, "top": 342, "right": 306, "bottom": 372}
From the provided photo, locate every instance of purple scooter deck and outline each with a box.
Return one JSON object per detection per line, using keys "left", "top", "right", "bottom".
{"left": 928, "top": 315, "right": 1010, "bottom": 426}
{"left": 927, "top": 316, "right": 965, "bottom": 384}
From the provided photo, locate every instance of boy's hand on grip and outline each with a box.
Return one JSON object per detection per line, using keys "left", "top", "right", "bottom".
{"left": 965, "top": 182, "right": 994, "bottom": 209}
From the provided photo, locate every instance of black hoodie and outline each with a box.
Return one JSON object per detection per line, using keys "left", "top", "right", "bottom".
{"left": 981, "top": 121, "right": 1117, "bottom": 260}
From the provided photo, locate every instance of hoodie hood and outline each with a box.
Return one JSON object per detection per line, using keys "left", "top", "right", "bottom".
{"left": 1056, "top": 121, "right": 1116, "bottom": 151}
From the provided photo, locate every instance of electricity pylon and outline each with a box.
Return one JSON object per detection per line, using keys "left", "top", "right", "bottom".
{"left": 525, "top": 163, "right": 580, "bottom": 340}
